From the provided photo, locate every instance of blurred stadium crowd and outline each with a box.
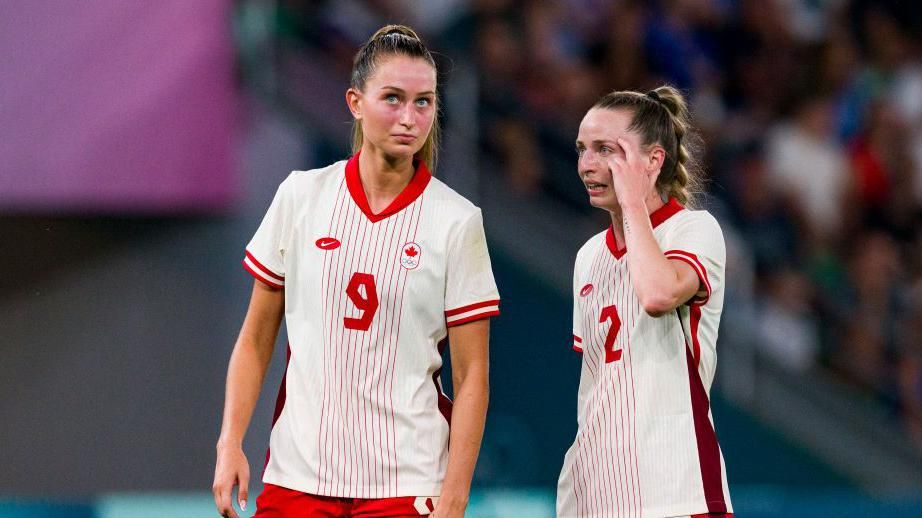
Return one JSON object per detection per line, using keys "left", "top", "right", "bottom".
{"left": 256, "top": 0, "right": 922, "bottom": 447}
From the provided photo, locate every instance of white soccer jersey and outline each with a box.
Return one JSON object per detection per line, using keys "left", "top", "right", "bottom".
{"left": 557, "top": 199, "right": 733, "bottom": 518}
{"left": 242, "top": 153, "right": 500, "bottom": 498}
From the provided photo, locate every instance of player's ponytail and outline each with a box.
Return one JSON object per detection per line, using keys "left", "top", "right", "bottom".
{"left": 350, "top": 24, "right": 440, "bottom": 172}
{"left": 594, "top": 85, "right": 702, "bottom": 206}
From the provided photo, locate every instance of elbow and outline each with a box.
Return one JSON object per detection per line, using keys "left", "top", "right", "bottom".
{"left": 453, "top": 370, "right": 490, "bottom": 398}
{"left": 639, "top": 293, "right": 676, "bottom": 318}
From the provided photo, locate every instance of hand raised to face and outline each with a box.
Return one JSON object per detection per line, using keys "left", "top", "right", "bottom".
{"left": 605, "top": 137, "right": 661, "bottom": 209}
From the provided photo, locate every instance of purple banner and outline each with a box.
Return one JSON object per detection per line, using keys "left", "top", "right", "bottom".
{"left": 0, "top": 1, "right": 239, "bottom": 213}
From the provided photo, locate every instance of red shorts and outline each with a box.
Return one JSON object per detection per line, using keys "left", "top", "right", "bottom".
{"left": 254, "top": 483, "right": 436, "bottom": 517}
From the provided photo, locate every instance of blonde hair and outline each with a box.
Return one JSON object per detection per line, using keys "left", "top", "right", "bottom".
{"left": 350, "top": 24, "right": 440, "bottom": 172}
{"left": 593, "top": 85, "right": 702, "bottom": 206}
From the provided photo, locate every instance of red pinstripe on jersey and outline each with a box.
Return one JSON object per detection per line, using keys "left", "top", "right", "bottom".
{"left": 387, "top": 196, "right": 426, "bottom": 495}
{"left": 313, "top": 172, "right": 428, "bottom": 497}
{"left": 317, "top": 178, "right": 349, "bottom": 495}
{"left": 624, "top": 284, "right": 643, "bottom": 513}
{"left": 570, "top": 243, "right": 643, "bottom": 517}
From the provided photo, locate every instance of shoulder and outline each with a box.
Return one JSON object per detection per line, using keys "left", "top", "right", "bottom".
{"left": 667, "top": 208, "right": 724, "bottom": 236}
{"left": 661, "top": 208, "right": 727, "bottom": 261}
{"left": 575, "top": 229, "right": 606, "bottom": 265}
{"left": 282, "top": 160, "right": 347, "bottom": 193}
{"left": 425, "top": 177, "right": 482, "bottom": 222}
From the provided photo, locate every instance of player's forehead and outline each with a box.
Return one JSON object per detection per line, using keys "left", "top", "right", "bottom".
{"left": 366, "top": 54, "right": 436, "bottom": 95}
{"left": 576, "top": 107, "right": 635, "bottom": 145}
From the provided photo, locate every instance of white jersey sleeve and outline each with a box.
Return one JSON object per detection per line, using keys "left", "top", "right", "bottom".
{"left": 243, "top": 175, "right": 294, "bottom": 288}
{"left": 662, "top": 212, "right": 726, "bottom": 307}
{"left": 444, "top": 210, "right": 500, "bottom": 327}
{"left": 662, "top": 211, "right": 727, "bottom": 387}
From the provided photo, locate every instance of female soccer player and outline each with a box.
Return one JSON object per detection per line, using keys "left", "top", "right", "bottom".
{"left": 213, "top": 25, "right": 499, "bottom": 518}
{"left": 557, "top": 86, "right": 733, "bottom": 518}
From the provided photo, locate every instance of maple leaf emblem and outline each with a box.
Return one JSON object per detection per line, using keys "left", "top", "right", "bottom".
{"left": 405, "top": 246, "right": 418, "bottom": 257}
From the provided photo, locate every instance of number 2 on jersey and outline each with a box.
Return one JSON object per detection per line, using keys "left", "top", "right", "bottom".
{"left": 344, "top": 272, "right": 379, "bottom": 331}
{"left": 600, "top": 305, "right": 622, "bottom": 363}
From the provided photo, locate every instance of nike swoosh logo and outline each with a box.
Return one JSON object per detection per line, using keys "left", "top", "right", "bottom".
{"left": 315, "top": 237, "right": 341, "bottom": 250}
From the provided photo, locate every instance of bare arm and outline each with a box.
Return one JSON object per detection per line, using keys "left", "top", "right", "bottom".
{"left": 213, "top": 281, "right": 285, "bottom": 518}
{"left": 608, "top": 137, "right": 703, "bottom": 316}
{"left": 432, "top": 319, "right": 490, "bottom": 518}
{"left": 621, "top": 202, "right": 703, "bottom": 316}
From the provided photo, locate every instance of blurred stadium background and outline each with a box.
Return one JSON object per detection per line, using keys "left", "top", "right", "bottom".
{"left": 2, "top": 1, "right": 922, "bottom": 516}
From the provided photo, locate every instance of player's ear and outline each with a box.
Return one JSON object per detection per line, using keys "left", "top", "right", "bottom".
{"left": 346, "top": 88, "right": 362, "bottom": 120}
{"left": 647, "top": 144, "right": 666, "bottom": 172}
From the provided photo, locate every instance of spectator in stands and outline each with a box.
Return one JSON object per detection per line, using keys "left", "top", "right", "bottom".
{"left": 765, "top": 92, "right": 851, "bottom": 247}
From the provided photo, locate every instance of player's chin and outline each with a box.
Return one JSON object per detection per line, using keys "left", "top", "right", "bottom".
{"left": 383, "top": 143, "right": 423, "bottom": 161}
{"left": 587, "top": 194, "right": 617, "bottom": 211}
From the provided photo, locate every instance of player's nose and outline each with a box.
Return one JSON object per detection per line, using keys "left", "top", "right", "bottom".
{"left": 399, "top": 104, "right": 414, "bottom": 128}
{"left": 577, "top": 150, "right": 597, "bottom": 176}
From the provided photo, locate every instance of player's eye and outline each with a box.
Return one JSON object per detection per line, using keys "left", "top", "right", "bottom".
{"left": 415, "top": 97, "right": 431, "bottom": 107}
{"left": 575, "top": 147, "right": 585, "bottom": 157}
{"left": 385, "top": 94, "right": 399, "bottom": 104}
{"left": 599, "top": 146, "right": 612, "bottom": 156}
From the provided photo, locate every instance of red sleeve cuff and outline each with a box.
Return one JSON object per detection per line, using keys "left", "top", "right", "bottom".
{"left": 445, "top": 299, "right": 500, "bottom": 327}
{"left": 573, "top": 335, "right": 583, "bottom": 353}
{"left": 664, "top": 250, "right": 711, "bottom": 305}
{"left": 243, "top": 250, "right": 285, "bottom": 289}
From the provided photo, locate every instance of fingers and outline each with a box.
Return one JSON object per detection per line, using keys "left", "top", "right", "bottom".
{"left": 214, "top": 447, "right": 249, "bottom": 517}
{"left": 238, "top": 468, "right": 250, "bottom": 513}
{"left": 616, "top": 137, "right": 632, "bottom": 163}
{"left": 614, "top": 137, "right": 657, "bottom": 183}
{"left": 213, "top": 477, "right": 240, "bottom": 518}
{"left": 606, "top": 138, "right": 634, "bottom": 175}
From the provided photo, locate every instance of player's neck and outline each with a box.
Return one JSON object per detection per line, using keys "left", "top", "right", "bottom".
{"left": 609, "top": 209, "right": 628, "bottom": 250}
{"left": 608, "top": 193, "right": 665, "bottom": 249}
{"left": 358, "top": 147, "right": 415, "bottom": 213}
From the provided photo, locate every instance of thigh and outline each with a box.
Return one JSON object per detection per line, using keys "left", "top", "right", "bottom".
{"left": 351, "top": 496, "right": 438, "bottom": 518}
{"left": 254, "top": 483, "right": 352, "bottom": 518}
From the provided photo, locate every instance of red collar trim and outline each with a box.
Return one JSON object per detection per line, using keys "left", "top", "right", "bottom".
{"left": 345, "top": 151, "right": 432, "bottom": 223}
{"left": 605, "top": 197, "right": 685, "bottom": 258}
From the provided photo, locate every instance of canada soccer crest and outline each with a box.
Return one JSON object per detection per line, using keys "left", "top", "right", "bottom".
{"left": 400, "top": 242, "right": 421, "bottom": 270}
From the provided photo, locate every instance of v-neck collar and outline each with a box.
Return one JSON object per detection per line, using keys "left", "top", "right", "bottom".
{"left": 345, "top": 151, "right": 432, "bottom": 223}
{"left": 605, "top": 197, "right": 685, "bottom": 259}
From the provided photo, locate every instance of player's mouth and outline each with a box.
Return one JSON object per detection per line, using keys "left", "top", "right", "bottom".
{"left": 584, "top": 181, "right": 607, "bottom": 196}
{"left": 393, "top": 133, "right": 417, "bottom": 144}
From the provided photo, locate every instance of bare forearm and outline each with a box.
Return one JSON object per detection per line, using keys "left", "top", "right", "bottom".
{"left": 621, "top": 202, "right": 680, "bottom": 310}
{"left": 440, "top": 372, "right": 489, "bottom": 505}
{"left": 218, "top": 339, "right": 274, "bottom": 448}
{"left": 218, "top": 282, "right": 284, "bottom": 448}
